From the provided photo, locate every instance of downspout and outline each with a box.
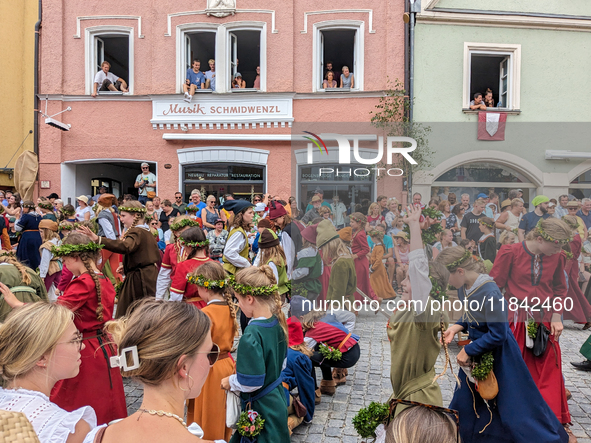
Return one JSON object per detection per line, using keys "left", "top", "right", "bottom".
{"left": 34, "top": 0, "right": 42, "bottom": 155}
{"left": 407, "top": 0, "right": 419, "bottom": 195}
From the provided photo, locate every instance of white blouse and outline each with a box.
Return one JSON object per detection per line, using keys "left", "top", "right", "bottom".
{"left": 0, "top": 387, "right": 97, "bottom": 443}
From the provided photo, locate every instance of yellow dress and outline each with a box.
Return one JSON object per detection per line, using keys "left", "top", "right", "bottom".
{"left": 187, "top": 301, "right": 236, "bottom": 441}
{"left": 370, "top": 244, "right": 397, "bottom": 299}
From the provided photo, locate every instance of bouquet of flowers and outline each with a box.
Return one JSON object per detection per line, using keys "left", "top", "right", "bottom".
{"left": 352, "top": 401, "right": 389, "bottom": 441}
{"left": 236, "top": 409, "right": 265, "bottom": 442}
{"left": 319, "top": 342, "right": 342, "bottom": 362}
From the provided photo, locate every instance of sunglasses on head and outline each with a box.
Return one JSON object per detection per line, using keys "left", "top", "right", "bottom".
{"left": 196, "top": 343, "right": 220, "bottom": 366}
{"left": 388, "top": 399, "right": 460, "bottom": 443}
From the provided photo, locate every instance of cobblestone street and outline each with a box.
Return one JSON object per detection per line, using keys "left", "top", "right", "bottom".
{"left": 123, "top": 309, "right": 591, "bottom": 442}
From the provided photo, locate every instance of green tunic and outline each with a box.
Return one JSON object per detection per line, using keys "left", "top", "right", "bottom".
{"left": 326, "top": 257, "right": 356, "bottom": 304}
{"left": 386, "top": 298, "right": 447, "bottom": 410}
{"left": 0, "top": 263, "right": 48, "bottom": 321}
{"left": 231, "top": 316, "right": 289, "bottom": 443}
{"left": 267, "top": 258, "right": 289, "bottom": 296}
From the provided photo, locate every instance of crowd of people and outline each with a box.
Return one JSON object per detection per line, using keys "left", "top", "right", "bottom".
{"left": 0, "top": 180, "right": 590, "bottom": 443}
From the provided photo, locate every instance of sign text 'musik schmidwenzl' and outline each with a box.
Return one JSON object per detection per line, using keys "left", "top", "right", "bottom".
{"left": 162, "top": 103, "right": 282, "bottom": 115}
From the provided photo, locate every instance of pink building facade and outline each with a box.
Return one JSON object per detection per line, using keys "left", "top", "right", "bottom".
{"left": 38, "top": 0, "right": 406, "bottom": 210}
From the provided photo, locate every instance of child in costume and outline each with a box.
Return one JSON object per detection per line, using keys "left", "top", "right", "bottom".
{"left": 3, "top": 233, "right": 127, "bottom": 425}
{"left": 267, "top": 201, "right": 302, "bottom": 279}
{"left": 15, "top": 201, "right": 42, "bottom": 270}
{"left": 478, "top": 217, "right": 497, "bottom": 263}
{"left": 349, "top": 212, "right": 381, "bottom": 302}
{"left": 282, "top": 316, "right": 316, "bottom": 433}
{"left": 38, "top": 219, "right": 62, "bottom": 295}
{"left": 291, "top": 224, "right": 323, "bottom": 301}
{"left": 440, "top": 246, "right": 569, "bottom": 443}
{"left": 155, "top": 215, "right": 200, "bottom": 300}
{"left": 251, "top": 218, "right": 272, "bottom": 259}
{"left": 95, "top": 194, "right": 122, "bottom": 282}
{"left": 368, "top": 230, "right": 397, "bottom": 300}
{"left": 0, "top": 251, "right": 47, "bottom": 321}
{"left": 561, "top": 215, "right": 591, "bottom": 326}
{"left": 78, "top": 201, "right": 160, "bottom": 318}
{"left": 254, "top": 228, "right": 289, "bottom": 301}
{"left": 386, "top": 204, "right": 449, "bottom": 409}
{"left": 169, "top": 227, "right": 212, "bottom": 308}
{"left": 490, "top": 218, "right": 574, "bottom": 439}
{"left": 38, "top": 200, "right": 57, "bottom": 222}
{"left": 186, "top": 261, "right": 238, "bottom": 441}
{"left": 221, "top": 266, "right": 290, "bottom": 443}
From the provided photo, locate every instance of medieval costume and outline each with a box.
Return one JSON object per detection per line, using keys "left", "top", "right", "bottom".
{"left": 563, "top": 233, "right": 591, "bottom": 323}
{"left": 370, "top": 242, "right": 397, "bottom": 300}
{"left": 0, "top": 260, "right": 47, "bottom": 322}
{"left": 351, "top": 227, "right": 379, "bottom": 301}
{"left": 15, "top": 209, "right": 42, "bottom": 270}
{"left": 478, "top": 232, "right": 497, "bottom": 263}
{"left": 169, "top": 256, "right": 212, "bottom": 308}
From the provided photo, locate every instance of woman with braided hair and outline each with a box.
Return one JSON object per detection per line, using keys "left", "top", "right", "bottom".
{"left": 385, "top": 204, "right": 448, "bottom": 410}
{"left": 155, "top": 215, "right": 201, "bottom": 300}
{"left": 46, "top": 233, "right": 127, "bottom": 425}
{"left": 490, "top": 217, "right": 574, "bottom": 441}
{"left": 94, "top": 194, "right": 121, "bottom": 283}
{"left": 78, "top": 201, "right": 159, "bottom": 318}
{"left": 221, "top": 265, "right": 290, "bottom": 443}
{"left": 186, "top": 261, "right": 237, "bottom": 440}
{"left": 169, "top": 227, "right": 212, "bottom": 308}
{"left": 440, "top": 245, "right": 569, "bottom": 443}
{"left": 349, "top": 212, "right": 381, "bottom": 303}
{"left": 38, "top": 219, "right": 62, "bottom": 295}
{"left": 0, "top": 251, "right": 47, "bottom": 321}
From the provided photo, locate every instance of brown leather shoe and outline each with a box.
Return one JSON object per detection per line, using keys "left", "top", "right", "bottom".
{"left": 564, "top": 425, "right": 578, "bottom": 443}
{"left": 288, "top": 415, "right": 304, "bottom": 433}
{"left": 320, "top": 379, "right": 336, "bottom": 395}
{"left": 566, "top": 388, "right": 572, "bottom": 401}
{"left": 583, "top": 322, "right": 591, "bottom": 330}
{"left": 332, "top": 368, "right": 347, "bottom": 386}
{"left": 315, "top": 388, "right": 321, "bottom": 404}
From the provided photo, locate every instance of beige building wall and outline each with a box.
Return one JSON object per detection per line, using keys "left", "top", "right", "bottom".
{"left": 0, "top": 0, "right": 38, "bottom": 188}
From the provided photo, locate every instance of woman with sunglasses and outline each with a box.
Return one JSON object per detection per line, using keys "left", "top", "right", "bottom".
{"left": 1, "top": 233, "right": 127, "bottom": 426}
{"left": 84, "top": 300, "right": 223, "bottom": 443}
{"left": 0, "top": 302, "right": 97, "bottom": 443}
{"left": 201, "top": 195, "right": 221, "bottom": 233}
{"left": 439, "top": 242, "right": 570, "bottom": 443}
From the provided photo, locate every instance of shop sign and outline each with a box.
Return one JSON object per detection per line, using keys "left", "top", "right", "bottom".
{"left": 185, "top": 169, "right": 264, "bottom": 181}
{"left": 151, "top": 96, "right": 293, "bottom": 124}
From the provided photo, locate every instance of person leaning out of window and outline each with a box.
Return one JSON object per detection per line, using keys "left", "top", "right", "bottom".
{"left": 339, "top": 66, "right": 354, "bottom": 88}
{"left": 232, "top": 72, "right": 246, "bottom": 89}
{"left": 91, "top": 61, "right": 128, "bottom": 97}
{"left": 469, "top": 92, "right": 487, "bottom": 110}
{"left": 323, "top": 71, "right": 337, "bottom": 89}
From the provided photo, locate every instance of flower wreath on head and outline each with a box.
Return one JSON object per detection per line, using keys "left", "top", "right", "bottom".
{"left": 58, "top": 222, "right": 76, "bottom": 232}
{"left": 186, "top": 205, "right": 199, "bottom": 213}
{"left": 38, "top": 202, "right": 54, "bottom": 211}
{"left": 51, "top": 242, "right": 104, "bottom": 257}
{"left": 561, "top": 215, "right": 580, "bottom": 231}
{"left": 478, "top": 219, "right": 495, "bottom": 230}
{"left": 227, "top": 274, "right": 278, "bottom": 297}
{"left": 187, "top": 274, "right": 226, "bottom": 289}
{"left": 535, "top": 219, "right": 572, "bottom": 244}
{"left": 118, "top": 206, "right": 147, "bottom": 214}
{"left": 169, "top": 218, "right": 201, "bottom": 232}
{"left": 179, "top": 239, "right": 209, "bottom": 248}
{"left": 22, "top": 202, "right": 35, "bottom": 210}
{"left": 0, "top": 250, "right": 16, "bottom": 259}
{"left": 444, "top": 249, "right": 473, "bottom": 271}
{"left": 60, "top": 207, "right": 75, "bottom": 216}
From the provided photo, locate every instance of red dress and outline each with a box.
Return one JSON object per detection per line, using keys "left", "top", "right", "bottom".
{"left": 490, "top": 242, "right": 570, "bottom": 424}
{"left": 563, "top": 234, "right": 591, "bottom": 323}
{"left": 161, "top": 243, "right": 183, "bottom": 278}
{"left": 351, "top": 229, "right": 378, "bottom": 301}
{"left": 170, "top": 256, "right": 212, "bottom": 308}
{"left": 51, "top": 273, "right": 127, "bottom": 425}
{"left": 318, "top": 249, "right": 331, "bottom": 302}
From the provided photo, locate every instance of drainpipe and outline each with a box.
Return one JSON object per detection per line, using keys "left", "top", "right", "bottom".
{"left": 34, "top": 0, "right": 42, "bottom": 155}
{"left": 407, "top": 0, "right": 420, "bottom": 195}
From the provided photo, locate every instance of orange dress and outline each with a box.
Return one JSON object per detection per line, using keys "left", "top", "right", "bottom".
{"left": 370, "top": 244, "right": 397, "bottom": 300}
{"left": 187, "top": 301, "right": 236, "bottom": 441}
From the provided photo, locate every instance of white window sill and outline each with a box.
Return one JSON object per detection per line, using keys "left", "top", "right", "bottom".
{"left": 462, "top": 108, "right": 521, "bottom": 115}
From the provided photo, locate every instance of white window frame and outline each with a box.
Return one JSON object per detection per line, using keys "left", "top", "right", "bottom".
{"left": 463, "top": 42, "right": 521, "bottom": 110}
{"left": 85, "top": 26, "right": 134, "bottom": 95}
{"left": 176, "top": 21, "right": 267, "bottom": 94}
{"left": 312, "top": 20, "right": 364, "bottom": 93}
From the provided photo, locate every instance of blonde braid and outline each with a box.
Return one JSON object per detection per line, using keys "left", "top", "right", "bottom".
{"left": 0, "top": 256, "right": 32, "bottom": 286}
{"left": 272, "top": 291, "right": 288, "bottom": 340}
{"left": 80, "top": 254, "right": 103, "bottom": 321}
{"left": 221, "top": 287, "right": 240, "bottom": 336}
{"left": 433, "top": 314, "right": 461, "bottom": 386}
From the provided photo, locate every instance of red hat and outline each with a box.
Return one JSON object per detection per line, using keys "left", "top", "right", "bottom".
{"left": 301, "top": 224, "right": 318, "bottom": 245}
{"left": 287, "top": 316, "right": 305, "bottom": 347}
{"left": 267, "top": 201, "right": 287, "bottom": 220}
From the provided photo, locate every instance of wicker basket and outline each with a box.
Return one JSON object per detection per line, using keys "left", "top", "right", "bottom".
{"left": 0, "top": 410, "right": 40, "bottom": 442}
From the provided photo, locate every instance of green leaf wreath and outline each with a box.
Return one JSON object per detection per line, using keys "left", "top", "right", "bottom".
{"left": 236, "top": 410, "right": 265, "bottom": 439}
{"left": 403, "top": 207, "right": 443, "bottom": 245}
{"left": 352, "top": 401, "right": 389, "bottom": 439}
{"left": 319, "top": 343, "right": 342, "bottom": 362}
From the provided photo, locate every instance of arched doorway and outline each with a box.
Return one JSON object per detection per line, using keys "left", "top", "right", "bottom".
{"left": 570, "top": 169, "right": 591, "bottom": 200}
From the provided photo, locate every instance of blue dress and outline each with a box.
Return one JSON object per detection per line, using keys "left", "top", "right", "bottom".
{"left": 16, "top": 212, "right": 42, "bottom": 270}
{"left": 449, "top": 279, "right": 568, "bottom": 443}
{"left": 281, "top": 348, "right": 316, "bottom": 423}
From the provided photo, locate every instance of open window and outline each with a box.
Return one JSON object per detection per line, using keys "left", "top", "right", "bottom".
{"left": 184, "top": 31, "right": 216, "bottom": 91}
{"left": 313, "top": 21, "right": 364, "bottom": 92}
{"left": 464, "top": 43, "right": 521, "bottom": 111}
{"left": 228, "top": 30, "right": 261, "bottom": 90}
{"left": 85, "top": 27, "right": 134, "bottom": 95}
{"left": 320, "top": 29, "right": 356, "bottom": 90}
